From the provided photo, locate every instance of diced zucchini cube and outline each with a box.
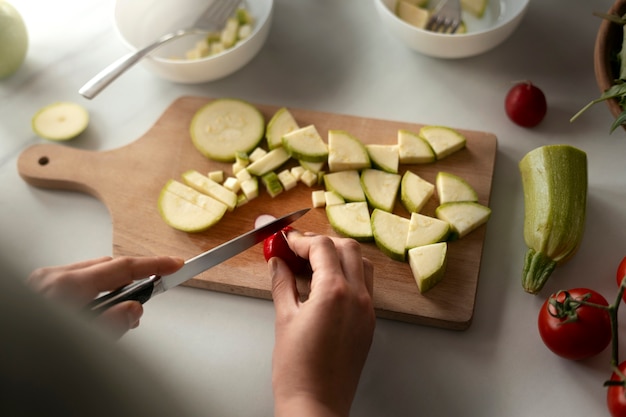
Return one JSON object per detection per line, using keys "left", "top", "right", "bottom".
{"left": 312, "top": 190, "right": 326, "bottom": 208}
{"left": 208, "top": 170, "right": 224, "bottom": 183}
{"left": 236, "top": 7, "right": 255, "bottom": 25}
{"left": 300, "top": 170, "right": 318, "bottom": 187}
{"left": 238, "top": 24, "right": 252, "bottom": 39}
{"left": 232, "top": 160, "right": 247, "bottom": 174}
{"left": 248, "top": 147, "right": 267, "bottom": 162}
{"left": 235, "top": 151, "right": 250, "bottom": 167}
{"left": 277, "top": 169, "right": 298, "bottom": 191}
{"left": 236, "top": 193, "right": 249, "bottom": 207}
{"left": 210, "top": 41, "right": 225, "bottom": 55}
{"left": 220, "top": 17, "right": 240, "bottom": 48}
{"left": 240, "top": 177, "right": 259, "bottom": 200}
{"left": 236, "top": 168, "right": 252, "bottom": 182}
{"left": 223, "top": 177, "right": 241, "bottom": 193}
{"left": 291, "top": 166, "right": 306, "bottom": 181}
{"left": 262, "top": 172, "right": 284, "bottom": 198}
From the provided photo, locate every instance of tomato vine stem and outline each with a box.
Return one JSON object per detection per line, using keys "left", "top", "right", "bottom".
{"left": 602, "top": 276, "right": 626, "bottom": 389}
{"left": 608, "top": 278, "right": 625, "bottom": 369}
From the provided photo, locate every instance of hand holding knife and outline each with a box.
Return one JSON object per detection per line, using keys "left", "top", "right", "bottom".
{"left": 85, "top": 208, "right": 309, "bottom": 315}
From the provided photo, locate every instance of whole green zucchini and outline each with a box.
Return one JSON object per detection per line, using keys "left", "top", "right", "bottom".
{"left": 519, "top": 145, "right": 587, "bottom": 294}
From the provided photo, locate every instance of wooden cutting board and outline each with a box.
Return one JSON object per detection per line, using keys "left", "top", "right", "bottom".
{"left": 18, "top": 96, "right": 497, "bottom": 330}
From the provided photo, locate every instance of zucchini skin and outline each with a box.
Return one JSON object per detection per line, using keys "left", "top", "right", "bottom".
{"left": 519, "top": 145, "right": 587, "bottom": 294}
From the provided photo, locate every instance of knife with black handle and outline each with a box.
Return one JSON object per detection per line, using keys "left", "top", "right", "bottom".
{"left": 85, "top": 208, "right": 309, "bottom": 315}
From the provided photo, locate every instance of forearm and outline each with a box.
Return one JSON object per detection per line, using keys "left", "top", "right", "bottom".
{"left": 269, "top": 234, "right": 374, "bottom": 417}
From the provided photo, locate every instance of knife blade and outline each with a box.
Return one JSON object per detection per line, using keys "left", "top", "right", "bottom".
{"left": 86, "top": 208, "right": 309, "bottom": 315}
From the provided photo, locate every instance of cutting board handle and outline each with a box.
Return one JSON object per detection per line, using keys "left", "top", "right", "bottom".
{"left": 18, "top": 143, "right": 102, "bottom": 198}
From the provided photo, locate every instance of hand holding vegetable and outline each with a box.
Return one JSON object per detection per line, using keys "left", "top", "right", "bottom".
{"left": 263, "top": 226, "right": 311, "bottom": 275}
{"left": 268, "top": 230, "right": 375, "bottom": 417}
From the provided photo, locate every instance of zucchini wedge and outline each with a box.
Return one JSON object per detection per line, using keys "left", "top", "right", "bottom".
{"left": 519, "top": 145, "right": 587, "bottom": 294}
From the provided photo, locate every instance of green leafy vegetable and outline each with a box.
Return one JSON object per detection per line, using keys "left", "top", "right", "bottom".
{"left": 571, "top": 12, "right": 626, "bottom": 132}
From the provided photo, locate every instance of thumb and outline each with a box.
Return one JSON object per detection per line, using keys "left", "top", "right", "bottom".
{"left": 269, "top": 257, "right": 299, "bottom": 317}
{"left": 96, "top": 301, "right": 143, "bottom": 339}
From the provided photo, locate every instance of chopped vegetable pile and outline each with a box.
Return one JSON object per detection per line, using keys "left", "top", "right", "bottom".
{"left": 158, "top": 98, "right": 492, "bottom": 293}
{"left": 178, "top": 6, "right": 255, "bottom": 60}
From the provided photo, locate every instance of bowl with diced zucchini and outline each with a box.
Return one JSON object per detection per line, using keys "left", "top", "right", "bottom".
{"left": 373, "top": 0, "right": 529, "bottom": 59}
{"left": 113, "top": 0, "right": 273, "bottom": 83}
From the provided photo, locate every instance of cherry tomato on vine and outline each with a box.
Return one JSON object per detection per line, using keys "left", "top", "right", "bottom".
{"left": 616, "top": 256, "right": 626, "bottom": 302}
{"left": 607, "top": 361, "right": 626, "bottom": 417}
{"left": 263, "top": 226, "right": 310, "bottom": 274}
{"left": 537, "top": 288, "right": 611, "bottom": 361}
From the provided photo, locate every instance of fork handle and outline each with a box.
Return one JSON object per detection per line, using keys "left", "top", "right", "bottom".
{"left": 78, "top": 29, "right": 188, "bottom": 99}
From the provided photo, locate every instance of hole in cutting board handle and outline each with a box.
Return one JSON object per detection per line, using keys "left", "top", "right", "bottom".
{"left": 38, "top": 156, "right": 49, "bottom": 166}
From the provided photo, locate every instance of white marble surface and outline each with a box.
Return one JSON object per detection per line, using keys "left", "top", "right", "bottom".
{"left": 3, "top": 0, "right": 626, "bottom": 415}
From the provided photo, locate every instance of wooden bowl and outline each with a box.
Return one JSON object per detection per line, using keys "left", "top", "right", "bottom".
{"left": 594, "top": 0, "right": 626, "bottom": 123}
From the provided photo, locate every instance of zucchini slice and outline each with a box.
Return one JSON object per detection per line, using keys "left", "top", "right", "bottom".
{"left": 190, "top": 98, "right": 265, "bottom": 162}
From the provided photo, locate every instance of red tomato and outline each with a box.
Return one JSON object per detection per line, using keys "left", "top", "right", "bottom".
{"left": 616, "top": 256, "right": 626, "bottom": 301}
{"left": 263, "top": 226, "right": 310, "bottom": 274}
{"left": 537, "top": 288, "right": 611, "bottom": 360}
{"left": 607, "top": 361, "right": 626, "bottom": 417}
{"left": 505, "top": 81, "right": 547, "bottom": 127}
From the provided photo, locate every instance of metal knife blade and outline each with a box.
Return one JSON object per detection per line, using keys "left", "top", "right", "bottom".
{"left": 160, "top": 207, "right": 309, "bottom": 290}
{"left": 86, "top": 208, "right": 309, "bottom": 314}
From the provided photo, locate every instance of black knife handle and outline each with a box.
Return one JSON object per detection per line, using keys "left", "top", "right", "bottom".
{"left": 84, "top": 275, "right": 158, "bottom": 316}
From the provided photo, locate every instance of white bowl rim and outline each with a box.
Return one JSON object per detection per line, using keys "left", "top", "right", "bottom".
{"left": 376, "top": 0, "right": 530, "bottom": 39}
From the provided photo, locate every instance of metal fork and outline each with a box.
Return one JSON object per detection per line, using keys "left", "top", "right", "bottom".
{"left": 79, "top": 0, "right": 241, "bottom": 99}
{"left": 425, "top": 0, "right": 461, "bottom": 34}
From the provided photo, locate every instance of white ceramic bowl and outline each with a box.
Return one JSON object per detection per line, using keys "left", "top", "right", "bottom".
{"left": 114, "top": 0, "right": 273, "bottom": 83}
{"left": 374, "top": 0, "right": 529, "bottom": 59}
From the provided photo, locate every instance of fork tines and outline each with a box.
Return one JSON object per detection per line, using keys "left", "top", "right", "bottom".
{"left": 426, "top": 16, "right": 461, "bottom": 34}
{"left": 426, "top": 0, "right": 462, "bottom": 34}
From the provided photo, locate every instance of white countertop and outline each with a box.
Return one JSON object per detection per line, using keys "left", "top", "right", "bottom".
{"left": 3, "top": 0, "right": 626, "bottom": 415}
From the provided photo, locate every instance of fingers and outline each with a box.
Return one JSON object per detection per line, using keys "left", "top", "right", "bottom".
{"left": 284, "top": 230, "right": 372, "bottom": 293}
{"left": 28, "top": 255, "right": 184, "bottom": 338}
{"left": 27, "top": 255, "right": 185, "bottom": 306}
{"left": 48, "top": 256, "right": 114, "bottom": 272}
{"left": 332, "top": 238, "right": 367, "bottom": 286}
{"left": 95, "top": 301, "right": 144, "bottom": 339}
{"left": 285, "top": 231, "right": 342, "bottom": 275}
{"left": 269, "top": 257, "right": 300, "bottom": 318}
{"left": 82, "top": 255, "right": 184, "bottom": 295}
{"left": 362, "top": 258, "right": 374, "bottom": 298}
{"left": 27, "top": 256, "right": 113, "bottom": 290}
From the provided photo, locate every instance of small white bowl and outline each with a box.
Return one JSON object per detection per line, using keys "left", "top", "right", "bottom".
{"left": 114, "top": 0, "right": 273, "bottom": 83}
{"left": 374, "top": 0, "right": 529, "bottom": 59}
